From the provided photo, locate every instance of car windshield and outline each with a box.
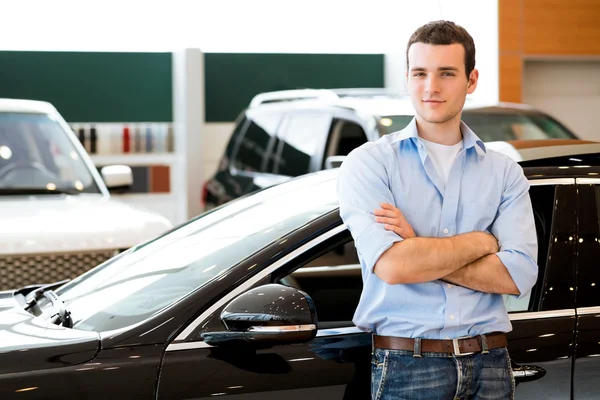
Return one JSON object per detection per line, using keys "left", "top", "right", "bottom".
{"left": 380, "top": 112, "right": 576, "bottom": 141}
{"left": 0, "top": 113, "right": 99, "bottom": 193}
{"left": 50, "top": 170, "right": 339, "bottom": 332}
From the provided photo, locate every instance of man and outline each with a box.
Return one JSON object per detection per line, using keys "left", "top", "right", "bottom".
{"left": 337, "top": 20, "right": 538, "bottom": 399}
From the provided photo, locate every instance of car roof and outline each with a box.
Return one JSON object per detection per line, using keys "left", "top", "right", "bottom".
{"left": 0, "top": 98, "right": 57, "bottom": 114}
{"left": 247, "top": 88, "right": 543, "bottom": 118}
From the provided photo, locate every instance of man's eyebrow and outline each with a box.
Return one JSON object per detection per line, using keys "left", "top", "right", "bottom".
{"left": 409, "top": 66, "right": 460, "bottom": 72}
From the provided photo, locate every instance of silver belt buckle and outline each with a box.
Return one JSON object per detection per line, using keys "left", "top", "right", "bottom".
{"left": 452, "top": 336, "right": 475, "bottom": 356}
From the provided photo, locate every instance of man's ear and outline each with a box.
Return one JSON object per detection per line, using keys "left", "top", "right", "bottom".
{"left": 467, "top": 69, "right": 479, "bottom": 94}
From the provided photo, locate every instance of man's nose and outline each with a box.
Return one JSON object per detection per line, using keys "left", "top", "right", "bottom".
{"left": 425, "top": 76, "right": 440, "bottom": 94}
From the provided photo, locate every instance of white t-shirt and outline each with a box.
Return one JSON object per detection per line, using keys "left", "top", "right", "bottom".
{"left": 421, "top": 138, "right": 462, "bottom": 190}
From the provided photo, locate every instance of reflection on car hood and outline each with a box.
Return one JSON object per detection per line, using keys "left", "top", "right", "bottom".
{"left": 0, "top": 194, "right": 172, "bottom": 255}
{"left": 0, "top": 305, "right": 100, "bottom": 374}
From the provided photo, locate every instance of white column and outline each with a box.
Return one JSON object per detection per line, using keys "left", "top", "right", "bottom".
{"left": 172, "top": 48, "right": 205, "bottom": 224}
{"left": 384, "top": 52, "right": 407, "bottom": 94}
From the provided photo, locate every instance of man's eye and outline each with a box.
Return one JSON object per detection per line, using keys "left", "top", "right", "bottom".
{"left": 442, "top": 72, "right": 455, "bottom": 77}
{"left": 413, "top": 73, "right": 425, "bottom": 77}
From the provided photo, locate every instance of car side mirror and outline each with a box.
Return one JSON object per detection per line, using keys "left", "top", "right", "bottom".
{"left": 325, "top": 155, "right": 346, "bottom": 169}
{"left": 201, "top": 284, "right": 317, "bottom": 346}
{"left": 101, "top": 165, "right": 133, "bottom": 192}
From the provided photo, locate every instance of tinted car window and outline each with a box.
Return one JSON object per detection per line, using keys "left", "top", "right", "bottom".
{"left": 380, "top": 112, "right": 575, "bottom": 141}
{"left": 529, "top": 184, "right": 577, "bottom": 311}
{"left": 231, "top": 113, "right": 280, "bottom": 173}
{"left": 574, "top": 183, "right": 600, "bottom": 307}
{"left": 274, "top": 113, "right": 330, "bottom": 177}
{"left": 279, "top": 239, "right": 361, "bottom": 327}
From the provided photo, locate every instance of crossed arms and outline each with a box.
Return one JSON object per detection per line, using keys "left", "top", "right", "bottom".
{"left": 373, "top": 203, "right": 520, "bottom": 295}
{"left": 337, "top": 147, "right": 538, "bottom": 298}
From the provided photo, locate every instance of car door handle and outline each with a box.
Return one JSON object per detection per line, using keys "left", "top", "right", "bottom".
{"left": 512, "top": 364, "right": 546, "bottom": 382}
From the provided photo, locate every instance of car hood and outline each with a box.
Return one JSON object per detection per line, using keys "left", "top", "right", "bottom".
{"left": 0, "top": 194, "right": 171, "bottom": 255}
{"left": 0, "top": 300, "right": 100, "bottom": 374}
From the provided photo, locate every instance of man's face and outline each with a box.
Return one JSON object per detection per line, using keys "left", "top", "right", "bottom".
{"left": 406, "top": 43, "right": 478, "bottom": 125}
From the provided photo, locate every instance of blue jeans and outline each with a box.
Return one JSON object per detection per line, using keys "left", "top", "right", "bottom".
{"left": 371, "top": 347, "right": 515, "bottom": 400}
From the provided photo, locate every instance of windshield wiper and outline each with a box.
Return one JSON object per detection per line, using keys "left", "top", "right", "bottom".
{"left": 19, "top": 278, "right": 70, "bottom": 299}
{"left": 39, "top": 290, "right": 74, "bottom": 328}
{"left": 22, "top": 279, "right": 73, "bottom": 328}
{"left": 0, "top": 187, "right": 81, "bottom": 195}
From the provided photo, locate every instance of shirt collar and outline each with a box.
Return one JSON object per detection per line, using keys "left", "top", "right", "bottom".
{"left": 389, "top": 117, "right": 487, "bottom": 157}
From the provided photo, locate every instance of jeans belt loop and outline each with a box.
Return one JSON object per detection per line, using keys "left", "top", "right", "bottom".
{"left": 480, "top": 334, "right": 490, "bottom": 354}
{"left": 413, "top": 337, "right": 422, "bottom": 358}
{"left": 371, "top": 333, "right": 375, "bottom": 354}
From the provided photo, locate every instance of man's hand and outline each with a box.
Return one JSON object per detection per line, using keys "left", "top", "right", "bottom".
{"left": 374, "top": 203, "right": 416, "bottom": 239}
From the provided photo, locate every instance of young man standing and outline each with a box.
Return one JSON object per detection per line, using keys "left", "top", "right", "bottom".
{"left": 337, "top": 21, "right": 538, "bottom": 399}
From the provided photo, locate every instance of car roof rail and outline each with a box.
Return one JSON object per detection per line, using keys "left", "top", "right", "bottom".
{"left": 249, "top": 89, "right": 339, "bottom": 108}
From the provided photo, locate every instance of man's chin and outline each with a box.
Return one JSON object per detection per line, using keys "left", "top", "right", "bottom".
{"left": 417, "top": 110, "right": 458, "bottom": 125}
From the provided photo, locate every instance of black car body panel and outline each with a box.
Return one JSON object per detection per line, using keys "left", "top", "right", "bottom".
{"left": 0, "top": 307, "right": 99, "bottom": 375}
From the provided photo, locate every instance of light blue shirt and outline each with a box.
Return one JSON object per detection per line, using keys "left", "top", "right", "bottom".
{"left": 337, "top": 117, "right": 538, "bottom": 339}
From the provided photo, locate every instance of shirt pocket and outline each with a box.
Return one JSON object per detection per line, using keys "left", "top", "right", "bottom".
{"left": 459, "top": 201, "right": 499, "bottom": 232}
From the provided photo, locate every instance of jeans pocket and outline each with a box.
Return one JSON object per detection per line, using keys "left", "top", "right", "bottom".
{"left": 371, "top": 349, "right": 389, "bottom": 400}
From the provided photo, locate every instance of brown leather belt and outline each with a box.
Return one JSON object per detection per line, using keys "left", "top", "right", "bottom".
{"left": 373, "top": 332, "right": 507, "bottom": 356}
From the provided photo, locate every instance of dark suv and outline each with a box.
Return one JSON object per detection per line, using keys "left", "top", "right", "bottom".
{"left": 203, "top": 88, "right": 578, "bottom": 209}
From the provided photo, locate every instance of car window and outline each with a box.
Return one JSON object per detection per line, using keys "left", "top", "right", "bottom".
{"left": 0, "top": 113, "right": 100, "bottom": 193}
{"left": 278, "top": 238, "right": 361, "bottom": 329}
{"left": 273, "top": 113, "right": 331, "bottom": 177}
{"left": 520, "top": 183, "right": 577, "bottom": 312}
{"left": 379, "top": 112, "right": 576, "bottom": 141}
{"left": 461, "top": 112, "right": 576, "bottom": 141}
{"left": 574, "top": 183, "right": 600, "bottom": 307}
{"left": 49, "top": 171, "right": 340, "bottom": 332}
{"left": 231, "top": 112, "right": 280, "bottom": 173}
{"left": 324, "top": 119, "right": 368, "bottom": 158}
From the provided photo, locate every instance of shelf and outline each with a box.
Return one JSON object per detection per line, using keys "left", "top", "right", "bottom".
{"left": 89, "top": 153, "right": 177, "bottom": 167}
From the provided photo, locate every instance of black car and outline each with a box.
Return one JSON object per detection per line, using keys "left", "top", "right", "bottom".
{"left": 203, "top": 88, "right": 579, "bottom": 210}
{"left": 1, "top": 141, "right": 600, "bottom": 399}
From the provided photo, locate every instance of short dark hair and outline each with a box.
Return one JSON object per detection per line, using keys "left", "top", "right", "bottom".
{"left": 406, "top": 20, "right": 475, "bottom": 79}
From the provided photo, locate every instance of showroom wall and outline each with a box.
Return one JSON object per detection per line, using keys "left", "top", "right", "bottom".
{"left": 499, "top": 0, "right": 600, "bottom": 139}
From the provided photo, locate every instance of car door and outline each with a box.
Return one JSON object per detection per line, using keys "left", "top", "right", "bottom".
{"left": 157, "top": 225, "right": 371, "bottom": 399}
{"left": 508, "top": 179, "right": 577, "bottom": 399}
{"left": 572, "top": 178, "right": 600, "bottom": 399}
{"left": 157, "top": 179, "right": 577, "bottom": 399}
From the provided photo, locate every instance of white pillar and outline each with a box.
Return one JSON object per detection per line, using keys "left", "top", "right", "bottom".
{"left": 172, "top": 48, "right": 205, "bottom": 224}
{"left": 384, "top": 52, "right": 407, "bottom": 94}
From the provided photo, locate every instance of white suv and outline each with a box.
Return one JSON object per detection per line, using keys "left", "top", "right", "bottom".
{"left": 0, "top": 98, "right": 172, "bottom": 290}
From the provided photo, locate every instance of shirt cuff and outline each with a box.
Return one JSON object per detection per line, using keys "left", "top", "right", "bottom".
{"left": 496, "top": 249, "right": 538, "bottom": 300}
{"left": 356, "top": 223, "right": 404, "bottom": 274}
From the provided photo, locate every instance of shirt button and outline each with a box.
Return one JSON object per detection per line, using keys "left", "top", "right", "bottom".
{"left": 449, "top": 314, "right": 455, "bottom": 320}
{"left": 447, "top": 284, "right": 453, "bottom": 289}
{"left": 443, "top": 228, "right": 449, "bottom": 234}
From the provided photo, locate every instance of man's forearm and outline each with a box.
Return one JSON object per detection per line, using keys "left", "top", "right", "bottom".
{"left": 374, "top": 231, "right": 497, "bottom": 285}
{"left": 442, "top": 254, "right": 520, "bottom": 295}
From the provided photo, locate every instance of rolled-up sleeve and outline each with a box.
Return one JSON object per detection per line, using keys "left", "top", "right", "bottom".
{"left": 337, "top": 145, "right": 404, "bottom": 273}
{"left": 491, "top": 161, "right": 539, "bottom": 299}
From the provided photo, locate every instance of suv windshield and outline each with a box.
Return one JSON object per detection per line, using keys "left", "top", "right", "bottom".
{"left": 380, "top": 112, "right": 576, "bottom": 141}
{"left": 0, "top": 113, "right": 99, "bottom": 194}
{"left": 51, "top": 170, "right": 339, "bottom": 332}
